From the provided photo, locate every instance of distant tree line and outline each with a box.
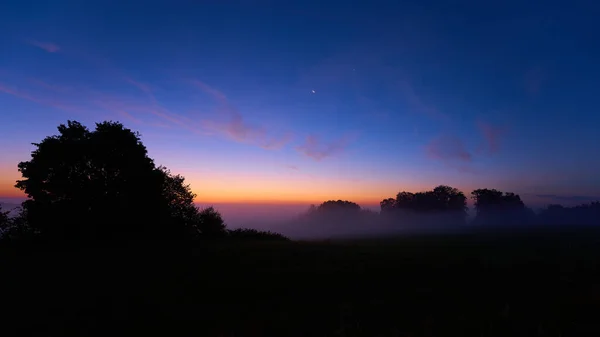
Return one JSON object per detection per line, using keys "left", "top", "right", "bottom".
{"left": 305, "top": 187, "right": 598, "bottom": 228}
{"left": 1, "top": 120, "right": 598, "bottom": 242}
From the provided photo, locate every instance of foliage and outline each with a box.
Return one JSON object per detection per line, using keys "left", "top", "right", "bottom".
{"left": 0, "top": 206, "right": 35, "bottom": 241}
{"left": 380, "top": 185, "right": 468, "bottom": 225}
{"left": 0, "top": 205, "right": 9, "bottom": 229}
{"left": 380, "top": 198, "right": 396, "bottom": 213}
{"left": 470, "top": 188, "right": 534, "bottom": 225}
{"left": 197, "top": 207, "right": 228, "bottom": 237}
{"left": 13, "top": 120, "right": 215, "bottom": 241}
{"left": 538, "top": 201, "right": 600, "bottom": 226}
{"left": 227, "top": 228, "right": 290, "bottom": 241}
{"left": 317, "top": 200, "right": 361, "bottom": 212}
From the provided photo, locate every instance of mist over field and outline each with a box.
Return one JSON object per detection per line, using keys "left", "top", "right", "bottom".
{"left": 194, "top": 201, "right": 537, "bottom": 240}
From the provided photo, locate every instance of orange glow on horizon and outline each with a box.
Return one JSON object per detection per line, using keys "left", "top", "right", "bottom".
{"left": 185, "top": 171, "right": 435, "bottom": 206}
{"left": 1, "top": 167, "right": 486, "bottom": 206}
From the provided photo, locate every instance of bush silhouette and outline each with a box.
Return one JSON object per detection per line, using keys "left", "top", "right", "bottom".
{"left": 227, "top": 228, "right": 290, "bottom": 241}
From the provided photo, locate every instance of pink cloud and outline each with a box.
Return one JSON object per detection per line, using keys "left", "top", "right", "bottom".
{"left": 192, "top": 80, "right": 228, "bottom": 104}
{"left": 296, "top": 135, "right": 354, "bottom": 161}
{"left": 124, "top": 77, "right": 153, "bottom": 94}
{"left": 120, "top": 77, "right": 211, "bottom": 133}
{"left": 92, "top": 95, "right": 200, "bottom": 133}
{"left": 29, "top": 79, "right": 71, "bottom": 93}
{"left": 192, "top": 79, "right": 292, "bottom": 150}
{"left": 425, "top": 135, "right": 472, "bottom": 162}
{"left": 0, "top": 83, "right": 84, "bottom": 114}
{"left": 117, "top": 110, "right": 143, "bottom": 125}
{"left": 477, "top": 121, "right": 507, "bottom": 154}
{"left": 28, "top": 40, "right": 60, "bottom": 53}
{"left": 398, "top": 80, "right": 448, "bottom": 120}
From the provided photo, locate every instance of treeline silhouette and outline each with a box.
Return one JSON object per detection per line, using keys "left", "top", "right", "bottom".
{"left": 1, "top": 120, "right": 598, "bottom": 242}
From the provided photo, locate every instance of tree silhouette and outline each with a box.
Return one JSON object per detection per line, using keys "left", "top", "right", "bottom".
{"left": 380, "top": 185, "right": 468, "bottom": 225}
{"left": 470, "top": 188, "right": 533, "bottom": 225}
{"left": 317, "top": 200, "right": 361, "bottom": 212}
{"left": 395, "top": 192, "right": 415, "bottom": 210}
{"left": 197, "top": 207, "right": 228, "bottom": 237}
{"left": 538, "top": 201, "right": 600, "bottom": 226}
{"left": 380, "top": 198, "right": 397, "bottom": 213}
{"left": 14, "top": 120, "right": 208, "bottom": 240}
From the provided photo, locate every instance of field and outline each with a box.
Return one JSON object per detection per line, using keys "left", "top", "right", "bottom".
{"left": 2, "top": 226, "right": 600, "bottom": 336}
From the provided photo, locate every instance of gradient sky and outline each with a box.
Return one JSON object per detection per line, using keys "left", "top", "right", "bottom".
{"left": 1, "top": 0, "right": 600, "bottom": 209}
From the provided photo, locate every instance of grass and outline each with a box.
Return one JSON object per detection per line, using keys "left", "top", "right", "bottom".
{"left": 1, "top": 225, "right": 600, "bottom": 336}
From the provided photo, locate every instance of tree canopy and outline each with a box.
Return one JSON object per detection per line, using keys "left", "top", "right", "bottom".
{"left": 14, "top": 120, "right": 221, "bottom": 241}
{"left": 317, "top": 200, "right": 362, "bottom": 212}
{"left": 470, "top": 188, "right": 534, "bottom": 225}
{"left": 379, "top": 185, "right": 468, "bottom": 225}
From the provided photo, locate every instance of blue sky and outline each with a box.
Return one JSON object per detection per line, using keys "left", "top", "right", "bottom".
{"left": 1, "top": 0, "right": 599, "bottom": 208}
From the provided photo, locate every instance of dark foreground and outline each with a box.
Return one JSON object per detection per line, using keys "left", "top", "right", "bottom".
{"left": 2, "top": 226, "right": 600, "bottom": 337}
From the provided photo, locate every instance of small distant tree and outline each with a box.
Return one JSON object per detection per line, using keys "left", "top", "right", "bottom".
{"left": 380, "top": 198, "right": 396, "bottom": 213}
{"left": 197, "top": 207, "right": 227, "bottom": 237}
{"left": 382, "top": 185, "right": 468, "bottom": 225}
{"left": 471, "top": 188, "right": 531, "bottom": 225}
{"left": 395, "top": 192, "right": 415, "bottom": 210}
{"left": 317, "top": 200, "right": 361, "bottom": 212}
{"left": 538, "top": 201, "right": 600, "bottom": 226}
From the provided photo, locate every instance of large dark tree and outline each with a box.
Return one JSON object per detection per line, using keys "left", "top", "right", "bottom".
{"left": 14, "top": 120, "right": 208, "bottom": 240}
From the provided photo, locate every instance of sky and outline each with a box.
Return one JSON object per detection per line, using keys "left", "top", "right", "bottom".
{"left": 1, "top": 0, "right": 600, "bottom": 223}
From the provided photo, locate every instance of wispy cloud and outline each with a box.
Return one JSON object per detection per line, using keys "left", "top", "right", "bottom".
{"left": 0, "top": 82, "right": 84, "bottom": 114}
{"left": 425, "top": 135, "right": 472, "bottom": 163}
{"left": 5, "top": 73, "right": 208, "bottom": 135}
{"left": 124, "top": 77, "right": 154, "bottom": 96}
{"left": 92, "top": 93, "right": 198, "bottom": 132}
{"left": 286, "top": 165, "right": 299, "bottom": 170}
{"left": 296, "top": 134, "right": 353, "bottom": 161}
{"left": 27, "top": 40, "right": 60, "bottom": 53}
{"left": 29, "top": 79, "right": 71, "bottom": 93}
{"left": 192, "top": 80, "right": 292, "bottom": 150}
{"left": 193, "top": 80, "right": 228, "bottom": 103}
{"left": 121, "top": 78, "right": 208, "bottom": 133}
{"left": 398, "top": 80, "right": 448, "bottom": 120}
{"left": 477, "top": 121, "right": 507, "bottom": 154}
{"left": 116, "top": 110, "right": 144, "bottom": 125}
